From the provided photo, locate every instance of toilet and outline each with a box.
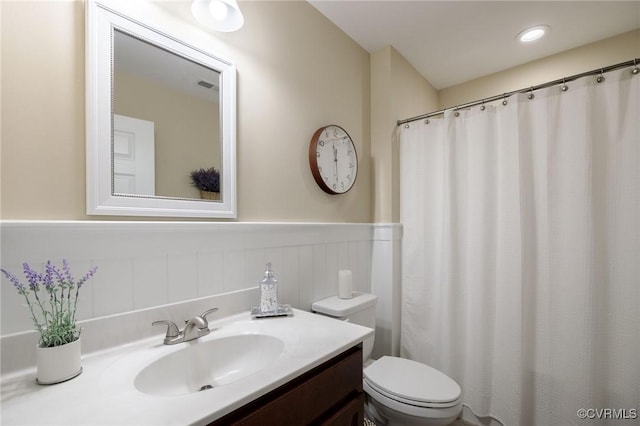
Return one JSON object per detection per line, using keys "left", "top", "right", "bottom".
{"left": 312, "top": 292, "right": 462, "bottom": 426}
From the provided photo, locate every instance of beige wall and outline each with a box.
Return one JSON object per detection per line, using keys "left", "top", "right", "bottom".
{"left": 1, "top": 0, "right": 371, "bottom": 222}
{"left": 439, "top": 29, "right": 640, "bottom": 109}
{"left": 370, "top": 46, "right": 438, "bottom": 223}
{"left": 1, "top": 1, "right": 86, "bottom": 219}
{"left": 1, "top": 1, "right": 637, "bottom": 224}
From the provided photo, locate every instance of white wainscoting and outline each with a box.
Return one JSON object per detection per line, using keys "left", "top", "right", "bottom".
{"left": 0, "top": 221, "right": 400, "bottom": 371}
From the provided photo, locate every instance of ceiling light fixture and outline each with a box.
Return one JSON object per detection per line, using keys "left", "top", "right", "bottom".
{"left": 191, "top": 0, "right": 244, "bottom": 32}
{"left": 516, "top": 25, "right": 550, "bottom": 43}
{"left": 208, "top": 1, "right": 228, "bottom": 21}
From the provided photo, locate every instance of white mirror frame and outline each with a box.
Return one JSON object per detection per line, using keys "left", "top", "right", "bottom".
{"left": 86, "top": 0, "right": 237, "bottom": 218}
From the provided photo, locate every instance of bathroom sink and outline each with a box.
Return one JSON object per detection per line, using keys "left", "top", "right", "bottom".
{"left": 134, "top": 334, "right": 284, "bottom": 396}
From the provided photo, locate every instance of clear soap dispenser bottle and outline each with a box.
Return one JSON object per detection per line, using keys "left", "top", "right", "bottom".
{"left": 259, "top": 263, "right": 278, "bottom": 313}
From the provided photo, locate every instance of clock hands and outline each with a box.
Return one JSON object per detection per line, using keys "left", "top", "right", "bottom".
{"left": 333, "top": 142, "right": 339, "bottom": 187}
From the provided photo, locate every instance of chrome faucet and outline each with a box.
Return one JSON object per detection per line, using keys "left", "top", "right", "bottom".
{"left": 152, "top": 308, "right": 219, "bottom": 345}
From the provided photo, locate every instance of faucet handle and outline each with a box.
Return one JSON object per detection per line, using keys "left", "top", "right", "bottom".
{"left": 152, "top": 320, "right": 180, "bottom": 338}
{"left": 199, "top": 307, "right": 219, "bottom": 327}
{"left": 201, "top": 307, "right": 219, "bottom": 318}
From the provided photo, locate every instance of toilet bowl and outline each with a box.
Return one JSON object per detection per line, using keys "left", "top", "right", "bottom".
{"left": 312, "top": 293, "right": 462, "bottom": 426}
{"left": 364, "top": 356, "right": 462, "bottom": 426}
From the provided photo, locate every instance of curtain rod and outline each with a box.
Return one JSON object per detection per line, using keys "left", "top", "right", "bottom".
{"left": 397, "top": 58, "right": 640, "bottom": 126}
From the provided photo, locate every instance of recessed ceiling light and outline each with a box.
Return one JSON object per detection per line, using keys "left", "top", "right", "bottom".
{"left": 516, "top": 25, "right": 550, "bottom": 43}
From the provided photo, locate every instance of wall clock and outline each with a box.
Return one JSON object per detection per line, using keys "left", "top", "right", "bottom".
{"left": 308, "top": 125, "right": 358, "bottom": 194}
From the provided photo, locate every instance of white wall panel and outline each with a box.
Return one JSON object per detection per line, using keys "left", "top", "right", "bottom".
{"left": 133, "top": 255, "right": 168, "bottom": 309}
{"left": 0, "top": 221, "right": 402, "bottom": 374}
{"left": 168, "top": 254, "right": 198, "bottom": 302}
{"left": 92, "top": 258, "right": 134, "bottom": 317}
{"left": 196, "top": 250, "right": 224, "bottom": 296}
{"left": 1, "top": 222, "right": 377, "bottom": 336}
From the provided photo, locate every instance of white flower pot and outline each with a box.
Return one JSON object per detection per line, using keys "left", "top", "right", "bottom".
{"left": 36, "top": 337, "right": 82, "bottom": 385}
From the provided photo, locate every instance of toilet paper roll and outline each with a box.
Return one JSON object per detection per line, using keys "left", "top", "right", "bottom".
{"left": 338, "top": 270, "right": 353, "bottom": 299}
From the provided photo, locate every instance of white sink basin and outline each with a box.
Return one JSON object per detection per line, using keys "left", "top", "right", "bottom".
{"left": 134, "top": 334, "right": 284, "bottom": 396}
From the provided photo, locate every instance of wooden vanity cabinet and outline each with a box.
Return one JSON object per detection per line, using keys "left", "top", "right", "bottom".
{"left": 208, "top": 344, "right": 364, "bottom": 426}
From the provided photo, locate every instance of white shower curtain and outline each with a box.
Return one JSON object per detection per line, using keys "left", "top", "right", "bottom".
{"left": 399, "top": 66, "right": 639, "bottom": 426}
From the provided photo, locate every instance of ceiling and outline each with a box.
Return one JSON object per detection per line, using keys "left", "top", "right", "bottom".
{"left": 114, "top": 29, "right": 220, "bottom": 103}
{"left": 308, "top": 1, "right": 640, "bottom": 90}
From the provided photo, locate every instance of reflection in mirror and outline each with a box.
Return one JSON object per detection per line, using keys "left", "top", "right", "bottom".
{"left": 113, "top": 30, "right": 221, "bottom": 200}
{"left": 86, "top": 0, "right": 237, "bottom": 218}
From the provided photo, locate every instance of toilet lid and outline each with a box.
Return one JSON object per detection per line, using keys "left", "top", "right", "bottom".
{"left": 364, "top": 356, "right": 461, "bottom": 406}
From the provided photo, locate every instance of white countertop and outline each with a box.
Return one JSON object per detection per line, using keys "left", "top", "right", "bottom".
{"left": 0, "top": 309, "right": 373, "bottom": 425}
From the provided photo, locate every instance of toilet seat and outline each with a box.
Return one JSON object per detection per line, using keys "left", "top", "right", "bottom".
{"left": 364, "top": 356, "right": 461, "bottom": 408}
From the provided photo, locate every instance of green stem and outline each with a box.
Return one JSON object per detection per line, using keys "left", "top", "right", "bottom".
{"left": 31, "top": 290, "right": 49, "bottom": 329}
{"left": 67, "top": 284, "right": 74, "bottom": 324}
{"left": 71, "top": 285, "right": 80, "bottom": 325}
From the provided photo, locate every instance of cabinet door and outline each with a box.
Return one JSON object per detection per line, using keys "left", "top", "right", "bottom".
{"left": 319, "top": 393, "right": 364, "bottom": 426}
{"left": 209, "top": 345, "right": 363, "bottom": 426}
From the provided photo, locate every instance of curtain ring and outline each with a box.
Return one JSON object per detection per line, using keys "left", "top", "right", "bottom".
{"left": 502, "top": 94, "right": 508, "bottom": 106}
{"left": 596, "top": 69, "right": 605, "bottom": 83}
{"left": 561, "top": 78, "right": 569, "bottom": 92}
{"left": 404, "top": 124, "right": 410, "bottom": 129}
{"left": 425, "top": 119, "right": 430, "bottom": 125}
{"left": 479, "top": 100, "right": 486, "bottom": 111}
{"left": 454, "top": 111, "right": 460, "bottom": 117}
{"left": 632, "top": 58, "right": 639, "bottom": 75}
{"left": 527, "top": 87, "right": 535, "bottom": 100}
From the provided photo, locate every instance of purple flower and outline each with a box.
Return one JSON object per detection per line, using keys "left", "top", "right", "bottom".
{"left": 47, "top": 261, "right": 65, "bottom": 286}
{"left": 0, "top": 268, "right": 26, "bottom": 294}
{"left": 62, "top": 259, "right": 73, "bottom": 283}
{"left": 190, "top": 167, "right": 220, "bottom": 192}
{"left": 22, "top": 263, "right": 41, "bottom": 292}
{"left": 77, "top": 266, "right": 98, "bottom": 289}
{"left": 43, "top": 261, "right": 55, "bottom": 289}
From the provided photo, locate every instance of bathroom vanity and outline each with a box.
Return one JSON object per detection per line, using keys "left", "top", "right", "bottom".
{"left": 209, "top": 344, "right": 364, "bottom": 425}
{"left": 0, "top": 309, "right": 372, "bottom": 425}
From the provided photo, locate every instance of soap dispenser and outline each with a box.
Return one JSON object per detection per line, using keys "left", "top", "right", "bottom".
{"left": 259, "top": 263, "right": 278, "bottom": 313}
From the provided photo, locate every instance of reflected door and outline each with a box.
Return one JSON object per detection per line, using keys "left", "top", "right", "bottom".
{"left": 113, "top": 114, "right": 155, "bottom": 195}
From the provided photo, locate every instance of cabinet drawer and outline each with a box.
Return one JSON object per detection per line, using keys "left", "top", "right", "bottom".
{"left": 209, "top": 344, "right": 363, "bottom": 426}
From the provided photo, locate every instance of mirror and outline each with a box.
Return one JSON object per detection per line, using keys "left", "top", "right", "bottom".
{"left": 113, "top": 30, "right": 222, "bottom": 200}
{"left": 86, "top": 0, "right": 237, "bottom": 218}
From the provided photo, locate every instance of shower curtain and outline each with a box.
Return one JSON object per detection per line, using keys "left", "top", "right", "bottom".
{"left": 399, "top": 66, "right": 639, "bottom": 426}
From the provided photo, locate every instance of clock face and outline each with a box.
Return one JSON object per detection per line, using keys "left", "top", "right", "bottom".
{"left": 309, "top": 125, "right": 358, "bottom": 194}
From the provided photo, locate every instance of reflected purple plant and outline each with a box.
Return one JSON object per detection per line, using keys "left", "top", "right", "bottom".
{"left": 190, "top": 167, "right": 220, "bottom": 193}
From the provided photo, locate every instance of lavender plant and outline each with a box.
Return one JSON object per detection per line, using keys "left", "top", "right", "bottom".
{"left": 1, "top": 260, "right": 97, "bottom": 348}
{"left": 190, "top": 167, "right": 220, "bottom": 193}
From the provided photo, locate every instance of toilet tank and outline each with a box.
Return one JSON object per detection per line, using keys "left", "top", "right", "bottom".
{"left": 312, "top": 292, "right": 377, "bottom": 360}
